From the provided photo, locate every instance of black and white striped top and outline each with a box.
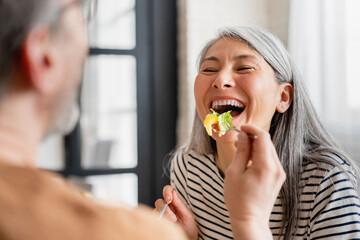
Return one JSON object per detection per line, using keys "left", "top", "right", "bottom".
{"left": 170, "top": 149, "right": 360, "bottom": 240}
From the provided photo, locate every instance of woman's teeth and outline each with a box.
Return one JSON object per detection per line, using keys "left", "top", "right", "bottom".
{"left": 211, "top": 99, "right": 244, "bottom": 109}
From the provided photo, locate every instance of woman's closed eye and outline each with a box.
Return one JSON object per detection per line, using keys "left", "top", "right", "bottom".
{"left": 236, "top": 66, "right": 255, "bottom": 71}
{"left": 202, "top": 68, "right": 218, "bottom": 73}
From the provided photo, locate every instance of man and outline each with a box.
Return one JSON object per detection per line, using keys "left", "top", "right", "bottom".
{"left": 0, "top": 0, "right": 187, "bottom": 239}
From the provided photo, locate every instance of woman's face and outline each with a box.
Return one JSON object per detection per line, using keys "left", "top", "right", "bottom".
{"left": 194, "top": 37, "right": 287, "bottom": 143}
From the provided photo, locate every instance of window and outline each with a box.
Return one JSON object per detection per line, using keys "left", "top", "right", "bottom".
{"left": 37, "top": 0, "right": 177, "bottom": 207}
{"left": 288, "top": 0, "right": 360, "bottom": 162}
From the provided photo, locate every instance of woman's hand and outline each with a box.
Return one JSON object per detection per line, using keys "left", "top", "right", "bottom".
{"left": 224, "top": 124, "right": 286, "bottom": 240}
{"left": 154, "top": 185, "right": 198, "bottom": 240}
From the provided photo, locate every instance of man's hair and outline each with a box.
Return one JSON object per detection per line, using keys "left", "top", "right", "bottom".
{"left": 0, "top": 0, "right": 61, "bottom": 97}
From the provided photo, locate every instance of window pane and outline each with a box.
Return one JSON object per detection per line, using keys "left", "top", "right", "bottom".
{"left": 70, "top": 174, "right": 138, "bottom": 207}
{"left": 81, "top": 55, "right": 137, "bottom": 169}
{"left": 88, "top": 0, "right": 136, "bottom": 49}
{"left": 346, "top": 0, "right": 360, "bottom": 109}
{"left": 36, "top": 134, "right": 64, "bottom": 170}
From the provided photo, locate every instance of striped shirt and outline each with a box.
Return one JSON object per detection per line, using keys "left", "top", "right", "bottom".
{"left": 170, "top": 149, "right": 360, "bottom": 240}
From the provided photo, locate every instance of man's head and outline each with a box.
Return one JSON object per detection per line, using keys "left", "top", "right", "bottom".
{"left": 0, "top": 0, "right": 91, "bottom": 137}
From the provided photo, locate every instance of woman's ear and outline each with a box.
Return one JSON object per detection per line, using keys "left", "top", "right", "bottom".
{"left": 276, "top": 83, "right": 293, "bottom": 113}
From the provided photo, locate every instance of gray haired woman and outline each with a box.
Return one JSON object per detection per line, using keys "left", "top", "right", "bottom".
{"left": 155, "top": 26, "right": 360, "bottom": 240}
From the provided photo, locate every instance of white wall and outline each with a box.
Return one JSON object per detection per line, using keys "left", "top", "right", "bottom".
{"left": 177, "top": 0, "right": 289, "bottom": 145}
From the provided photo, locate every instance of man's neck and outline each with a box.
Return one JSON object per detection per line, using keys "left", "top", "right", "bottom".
{"left": 0, "top": 93, "right": 45, "bottom": 167}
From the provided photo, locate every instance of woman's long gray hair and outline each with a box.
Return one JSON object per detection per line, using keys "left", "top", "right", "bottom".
{"left": 176, "top": 26, "right": 360, "bottom": 239}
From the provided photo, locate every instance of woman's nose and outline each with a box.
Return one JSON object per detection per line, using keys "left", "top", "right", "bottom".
{"left": 212, "top": 70, "right": 235, "bottom": 89}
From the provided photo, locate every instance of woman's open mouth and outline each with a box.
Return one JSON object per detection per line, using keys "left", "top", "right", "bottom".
{"left": 210, "top": 99, "right": 245, "bottom": 118}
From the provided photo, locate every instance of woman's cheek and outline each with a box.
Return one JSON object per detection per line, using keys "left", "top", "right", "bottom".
{"left": 194, "top": 79, "right": 208, "bottom": 114}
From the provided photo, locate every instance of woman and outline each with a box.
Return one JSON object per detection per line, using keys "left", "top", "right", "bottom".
{"left": 155, "top": 26, "right": 360, "bottom": 239}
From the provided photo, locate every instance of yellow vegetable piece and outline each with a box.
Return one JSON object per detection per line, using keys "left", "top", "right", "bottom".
{"left": 204, "top": 114, "right": 219, "bottom": 136}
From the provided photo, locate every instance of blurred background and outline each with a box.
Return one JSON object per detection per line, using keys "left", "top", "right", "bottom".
{"left": 36, "top": 0, "right": 360, "bottom": 207}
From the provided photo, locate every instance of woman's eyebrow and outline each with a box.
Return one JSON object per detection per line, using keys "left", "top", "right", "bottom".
{"left": 203, "top": 55, "right": 260, "bottom": 62}
{"left": 233, "top": 54, "right": 259, "bottom": 61}
{"left": 203, "top": 56, "right": 219, "bottom": 62}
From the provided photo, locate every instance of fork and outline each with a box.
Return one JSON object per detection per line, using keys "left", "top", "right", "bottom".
{"left": 230, "top": 127, "right": 258, "bottom": 139}
{"left": 159, "top": 201, "right": 171, "bottom": 220}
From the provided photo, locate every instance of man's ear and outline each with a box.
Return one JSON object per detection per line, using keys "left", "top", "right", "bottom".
{"left": 20, "top": 26, "right": 57, "bottom": 95}
{"left": 276, "top": 83, "right": 293, "bottom": 113}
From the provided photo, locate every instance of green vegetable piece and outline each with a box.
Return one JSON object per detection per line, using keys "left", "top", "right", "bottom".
{"left": 218, "top": 110, "right": 234, "bottom": 135}
{"left": 209, "top": 108, "right": 220, "bottom": 117}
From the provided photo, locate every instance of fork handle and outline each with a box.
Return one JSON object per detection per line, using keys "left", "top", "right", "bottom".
{"left": 159, "top": 202, "right": 170, "bottom": 219}
{"left": 232, "top": 128, "right": 258, "bottom": 139}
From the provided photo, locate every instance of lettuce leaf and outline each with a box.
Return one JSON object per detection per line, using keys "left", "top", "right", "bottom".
{"left": 218, "top": 110, "right": 234, "bottom": 135}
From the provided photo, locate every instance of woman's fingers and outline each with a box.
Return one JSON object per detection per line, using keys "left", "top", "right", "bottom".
{"left": 155, "top": 187, "right": 199, "bottom": 240}
{"left": 154, "top": 198, "right": 177, "bottom": 222}
{"left": 171, "top": 190, "right": 192, "bottom": 219}
{"left": 171, "top": 191, "right": 199, "bottom": 240}
{"left": 153, "top": 185, "right": 177, "bottom": 222}
{"left": 163, "top": 185, "right": 174, "bottom": 203}
{"left": 157, "top": 185, "right": 194, "bottom": 223}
